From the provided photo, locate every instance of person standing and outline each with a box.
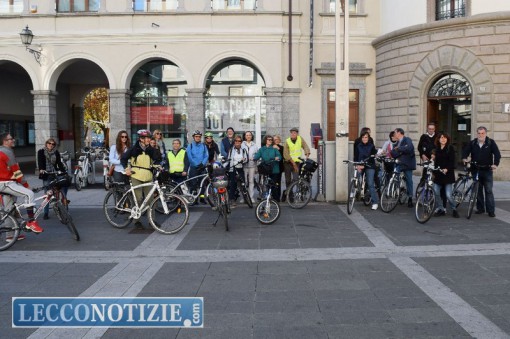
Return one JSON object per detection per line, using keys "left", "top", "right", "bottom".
{"left": 0, "top": 132, "right": 43, "bottom": 235}
{"left": 37, "top": 138, "right": 69, "bottom": 220}
{"left": 242, "top": 131, "right": 259, "bottom": 201}
{"left": 353, "top": 127, "right": 374, "bottom": 162}
{"left": 390, "top": 128, "right": 416, "bottom": 207}
{"left": 283, "top": 127, "right": 311, "bottom": 198}
{"left": 377, "top": 131, "right": 397, "bottom": 182}
{"left": 418, "top": 123, "right": 436, "bottom": 165}
{"left": 356, "top": 132, "right": 379, "bottom": 210}
{"left": 272, "top": 135, "right": 285, "bottom": 202}
{"left": 186, "top": 130, "right": 209, "bottom": 204}
{"left": 204, "top": 132, "right": 220, "bottom": 163}
{"left": 220, "top": 127, "right": 235, "bottom": 159}
{"left": 121, "top": 129, "right": 162, "bottom": 229}
{"left": 109, "top": 130, "right": 131, "bottom": 184}
{"left": 167, "top": 139, "right": 189, "bottom": 184}
{"left": 227, "top": 135, "right": 247, "bottom": 206}
{"left": 152, "top": 129, "right": 167, "bottom": 157}
{"left": 431, "top": 133, "right": 458, "bottom": 218}
{"left": 462, "top": 126, "right": 501, "bottom": 217}
{"left": 254, "top": 135, "right": 281, "bottom": 201}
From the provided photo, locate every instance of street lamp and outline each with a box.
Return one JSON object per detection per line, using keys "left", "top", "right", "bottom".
{"left": 19, "top": 25, "right": 42, "bottom": 65}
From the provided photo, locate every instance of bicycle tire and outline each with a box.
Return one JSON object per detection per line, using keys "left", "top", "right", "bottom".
{"left": 287, "top": 180, "right": 312, "bottom": 209}
{"left": 415, "top": 187, "right": 435, "bottom": 224}
{"left": 255, "top": 198, "right": 280, "bottom": 224}
{"left": 74, "top": 170, "right": 83, "bottom": 191}
{"left": 398, "top": 178, "right": 408, "bottom": 205}
{"left": 148, "top": 194, "right": 189, "bottom": 235}
{"left": 467, "top": 182, "right": 479, "bottom": 219}
{"left": 347, "top": 179, "right": 357, "bottom": 215}
{"left": 63, "top": 212, "right": 80, "bottom": 241}
{"left": 242, "top": 187, "right": 253, "bottom": 208}
{"left": 103, "top": 191, "right": 133, "bottom": 228}
{"left": 415, "top": 178, "right": 425, "bottom": 200}
{"left": 451, "top": 177, "right": 467, "bottom": 208}
{"left": 205, "top": 183, "right": 220, "bottom": 209}
{"left": 380, "top": 180, "right": 399, "bottom": 213}
{"left": 0, "top": 212, "right": 20, "bottom": 251}
{"left": 221, "top": 200, "right": 229, "bottom": 231}
{"left": 363, "top": 183, "right": 371, "bottom": 206}
{"left": 53, "top": 200, "right": 69, "bottom": 224}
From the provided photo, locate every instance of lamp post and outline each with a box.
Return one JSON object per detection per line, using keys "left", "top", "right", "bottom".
{"left": 19, "top": 25, "right": 42, "bottom": 65}
{"left": 335, "top": 0, "right": 349, "bottom": 202}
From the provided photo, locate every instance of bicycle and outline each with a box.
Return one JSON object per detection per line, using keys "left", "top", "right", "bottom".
{"left": 415, "top": 161, "right": 442, "bottom": 224}
{"left": 343, "top": 159, "right": 371, "bottom": 214}
{"left": 379, "top": 158, "right": 409, "bottom": 213}
{"left": 74, "top": 147, "right": 95, "bottom": 191}
{"left": 286, "top": 158, "right": 318, "bottom": 209}
{"left": 0, "top": 173, "right": 79, "bottom": 251}
{"left": 208, "top": 163, "right": 231, "bottom": 231}
{"left": 228, "top": 161, "right": 253, "bottom": 208}
{"left": 161, "top": 165, "right": 213, "bottom": 206}
{"left": 103, "top": 167, "right": 189, "bottom": 234}
{"left": 451, "top": 161, "right": 487, "bottom": 219}
{"left": 255, "top": 168, "right": 281, "bottom": 224}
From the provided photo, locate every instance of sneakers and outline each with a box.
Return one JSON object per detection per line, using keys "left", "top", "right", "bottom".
{"left": 371, "top": 203, "right": 378, "bottom": 211}
{"left": 6, "top": 234, "right": 25, "bottom": 242}
{"left": 407, "top": 197, "right": 413, "bottom": 208}
{"left": 452, "top": 210, "right": 459, "bottom": 218}
{"left": 25, "top": 220, "right": 43, "bottom": 233}
{"left": 475, "top": 210, "right": 485, "bottom": 215}
{"left": 434, "top": 209, "right": 446, "bottom": 217}
{"left": 43, "top": 214, "right": 49, "bottom": 220}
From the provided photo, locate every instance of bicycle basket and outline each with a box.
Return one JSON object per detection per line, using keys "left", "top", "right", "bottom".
{"left": 303, "top": 159, "right": 318, "bottom": 173}
{"left": 211, "top": 167, "right": 228, "bottom": 188}
{"left": 257, "top": 162, "right": 273, "bottom": 176}
{"left": 49, "top": 174, "right": 72, "bottom": 189}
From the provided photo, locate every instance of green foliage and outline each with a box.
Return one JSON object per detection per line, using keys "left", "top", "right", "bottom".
{"left": 83, "top": 87, "right": 110, "bottom": 147}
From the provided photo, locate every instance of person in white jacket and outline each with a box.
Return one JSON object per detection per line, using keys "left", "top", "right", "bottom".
{"left": 242, "top": 131, "right": 259, "bottom": 201}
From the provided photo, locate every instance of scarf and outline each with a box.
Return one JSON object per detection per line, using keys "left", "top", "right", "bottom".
{"left": 44, "top": 147, "right": 57, "bottom": 172}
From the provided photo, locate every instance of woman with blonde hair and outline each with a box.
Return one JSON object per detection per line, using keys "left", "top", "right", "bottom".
{"left": 152, "top": 129, "right": 166, "bottom": 156}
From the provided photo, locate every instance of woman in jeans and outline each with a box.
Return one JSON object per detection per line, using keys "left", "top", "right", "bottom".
{"left": 109, "top": 130, "right": 131, "bottom": 183}
{"left": 242, "top": 131, "right": 259, "bottom": 201}
{"left": 254, "top": 135, "right": 281, "bottom": 201}
{"left": 431, "top": 132, "right": 458, "bottom": 218}
{"left": 356, "top": 132, "right": 378, "bottom": 211}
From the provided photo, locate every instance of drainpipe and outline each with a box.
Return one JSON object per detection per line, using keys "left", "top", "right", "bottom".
{"left": 287, "top": 0, "right": 293, "bottom": 81}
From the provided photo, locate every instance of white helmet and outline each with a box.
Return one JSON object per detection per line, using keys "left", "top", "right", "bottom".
{"left": 212, "top": 161, "right": 222, "bottom": 169}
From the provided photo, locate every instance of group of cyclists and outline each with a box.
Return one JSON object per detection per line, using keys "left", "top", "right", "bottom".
{"left": 355, "top": 124, "right": 501, "bottom": 218}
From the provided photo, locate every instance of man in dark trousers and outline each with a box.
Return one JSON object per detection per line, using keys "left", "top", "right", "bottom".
{"left": 390, "top": 128, "right": 416, "bottom": 207}
{"left": 462, "top": 126, "right": 501, "bottom": 217}
{"left": 418, "top": 123, "right": 445, "bottom": 207}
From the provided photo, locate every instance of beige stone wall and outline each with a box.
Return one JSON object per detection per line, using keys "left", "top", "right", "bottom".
{"left": 373, "top": 13, "right": 510, "bottom": 180}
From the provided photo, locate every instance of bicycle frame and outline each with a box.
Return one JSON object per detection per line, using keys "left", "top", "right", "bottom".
{"left": 117, "top": 180, "right": 169, "bottom": 219}
{"left": 167, "top": 172, "right": 210, "bottom": 204}
{"left": 1, "top": 187, "right": 59, "bottom": 225}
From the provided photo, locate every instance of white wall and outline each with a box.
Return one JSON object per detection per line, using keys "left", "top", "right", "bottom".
{"left": 471, "top": 0, "right": 510, "bottom": 15}
{"left": 380, "top": 0, "right": 427, "bottom": 35}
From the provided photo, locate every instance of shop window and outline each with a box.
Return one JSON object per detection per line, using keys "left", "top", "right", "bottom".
{"left": 57, "top": 0, "right": 100, "bottom": 12}
{"left": 435, "top": 0, "right": 465, "bottom": 20}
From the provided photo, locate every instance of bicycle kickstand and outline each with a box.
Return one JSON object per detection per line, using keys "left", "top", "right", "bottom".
{"left": 212, "top": 213, "right": 220, "bottom": 227}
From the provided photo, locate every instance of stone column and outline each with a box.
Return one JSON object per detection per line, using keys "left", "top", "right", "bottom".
{"left": 108, "top": 89, "right": 131, "bottom": 146}
{"left": 185, "top": 88, "right": 206, "bottom": 144}
{"left": 264, "top": 88, "right": 284, "bottom": 137}
{"left": 31, "top": 90, "right": 58, "bottom": 159}
{"left": 282, "top": 88, "right": 302, "bottom": 137}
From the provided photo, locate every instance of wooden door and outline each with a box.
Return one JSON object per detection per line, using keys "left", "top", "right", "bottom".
{"left": 327, "top": 89, "right": 359, "bottom": 141}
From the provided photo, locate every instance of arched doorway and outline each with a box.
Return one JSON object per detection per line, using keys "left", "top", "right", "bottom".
{"left": 130, "top": 60, "right": 188, "bottom": 145}
{"left": 427, "top": 73, "right": 471, "bottom": 164}
{"left": 204, "top": 59, "right": 266, "bottom": 143}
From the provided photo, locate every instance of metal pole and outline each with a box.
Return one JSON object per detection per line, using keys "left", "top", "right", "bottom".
{"left": 335, "top": 0, "right": 349, "bottom": 202}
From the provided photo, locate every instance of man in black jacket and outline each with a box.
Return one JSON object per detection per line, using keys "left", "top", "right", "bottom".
{"left": 462, "top": 126, "right": 501, "bottom": 217}
{"left": 418, "top": 123, "right": 445, "bottom": 207}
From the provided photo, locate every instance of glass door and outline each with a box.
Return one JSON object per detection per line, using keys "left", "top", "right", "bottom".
{"left": 437, "top": 99, "right": 471, "bottom": 165}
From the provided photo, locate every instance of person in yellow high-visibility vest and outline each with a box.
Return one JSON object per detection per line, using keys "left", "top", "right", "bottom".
{"left": 282, "top": 127, "right": 310, "bottom": 201}
{"left": 167, "top": 139, "right": 189, "bottom": 184}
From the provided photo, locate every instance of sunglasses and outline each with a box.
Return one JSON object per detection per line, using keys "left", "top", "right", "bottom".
{"left": 5, "top": 138, "right": 14, "bottom": 141}
{"left": 234, "top": 140, "right": 242, "bottom": 143}
{"left": 267, "top": 138, "right": 273, "bottom": 141}
{"left": 121, "top": 135, "right": 128, "bottom": 138}
{"left": 47, "top": 142, "right": 56, "bottom": 145}
{"left": 155, "top": 132, "right": 162, "bottom": 135}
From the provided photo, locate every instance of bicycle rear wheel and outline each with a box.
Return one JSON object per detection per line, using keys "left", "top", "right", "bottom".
{"left": 380, "top": 181, "right": 399, "bottom": 213}
{"left": 398, "top": 178, "right": 408, "bottom": 205}
{"left": 415, "top": 187, "right": 435, "bottom": 224}
{"left": 221, "top": 200, "right": 229, "bottom": 231}
{"left": 451, "top": 177, "right": 467, "bottom": 208}
{"left": 103, "top": 191, "right": 133, "bottom": 228}
{"left": 255, "top": 199, "right": 280, "bottom": 224}
{"left": 363, "top": 183, "right": 371, "bottom": 206}
{"left": 74, "top": 170, "right": 83, "bottom": 191}
{"left": 467, "top": 182, "right": 479, "bottom": 219}
{"left": 347, "top": 179, "right": 357, "bottom": 215}
{"left": 287, "top": 180, "right": 312, "bottom": 209}
{"left": 0, "top": 212, "right": 20, "bottom": 251}
{"left": 148, "top": 194, "right": 189, "bottom": 235}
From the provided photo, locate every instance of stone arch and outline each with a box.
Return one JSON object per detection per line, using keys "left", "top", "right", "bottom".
{"left": 45, "top": 53, "right": 115, "bottom": 91}
{"left": 198, "top": 51, "right": 272, "bottom": 89}
{"left": 121, "top": 52, "right": 193, "bottom": 90}
{"left": 0, "top": 55, "right": 40, "bottom": 89}
{"left": 408, "top": 45, "right": 492, "bottom": 134}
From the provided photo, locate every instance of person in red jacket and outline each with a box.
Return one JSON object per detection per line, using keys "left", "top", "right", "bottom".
{"left": 0, "top": 132, "right": 43, "bottom": 233}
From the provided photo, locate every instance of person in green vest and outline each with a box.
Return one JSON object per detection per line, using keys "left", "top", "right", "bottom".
{"left": 167, "top": 139, "right": 189, "bottom": 184}
{"left": 282, "top": 127, "right": 310, "bottom": 200}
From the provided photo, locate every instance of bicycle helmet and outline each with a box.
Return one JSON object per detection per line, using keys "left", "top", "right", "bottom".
{"left": 192, "top": 130, "right": 202, "bottom": 137}
{"left": 204, "top": 132, "right": 214, "bottom": 138}
{"left": 137, "top": 129, "right": 152, "bottom": 138}
{"left": 212, "top": 161, "right": 222, "bottom": 169}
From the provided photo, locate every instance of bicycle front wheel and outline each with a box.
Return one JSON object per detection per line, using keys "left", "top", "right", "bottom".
{"left": 415, "top": 187, "right": 435, "bottom": 224}
{"left": 0, "top": 212, "right": 20, "bottom": 251}
{"left": 148, "top": 194, "right": 189, "bottom": 235}
{"left": 287, "top": 180, "right": 312, "bottom": 209}
{"left": 380, "top": 181, "right": 399, "bottom": 213}
{"left": 347, "top": 179, "right": 357, "bottom": 215}
{"left": 255, "top": 199, "right": 280, "bottom": 225}
{"left": 53, "top": 200, "right": 69, "bottom": 224}
{"left": 103, "top": 191, "right": 133, "bottom": 229}
{"left": 415, "top": 178, "right": 425, "bottom": 200}
{"left": 467, "top": 182, "right": 479, "bottom": 219}
{"left": 451, "top": 177, "right": 467, "bottom": 208}
{"left": 74, "top": 170, "right": 83, "bottom": 191}
{"left": 221, "top": 200, "right": 229, "bottom": 231}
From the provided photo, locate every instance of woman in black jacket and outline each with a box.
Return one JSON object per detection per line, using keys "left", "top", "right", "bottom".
{"left": 37, "top": 138, "right": 68, "bottom": 219}
{"left": 431, "top": 132, "right": 458, "bottom": 218}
